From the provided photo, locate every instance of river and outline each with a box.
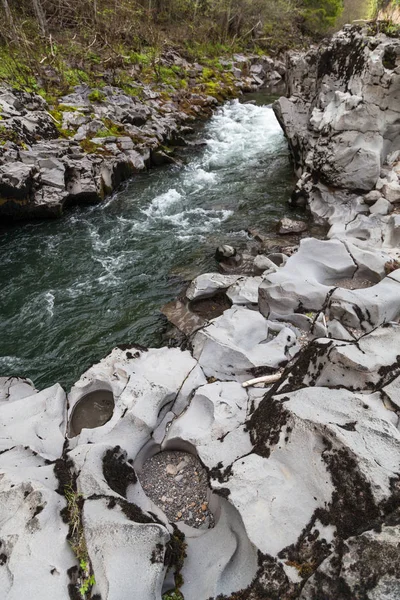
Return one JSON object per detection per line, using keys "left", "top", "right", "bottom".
{"left": 0, "top": 91, "right": 295, "bottom": 390}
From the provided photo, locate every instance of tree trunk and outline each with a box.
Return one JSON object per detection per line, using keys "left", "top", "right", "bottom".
{"left": 1, "top": 0, "right": 14, "bottom": 27}
{"left": 32, "top": 0, "right": 48, "bottom": 36}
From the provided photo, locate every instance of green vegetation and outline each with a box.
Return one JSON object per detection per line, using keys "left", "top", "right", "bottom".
{"left": 162, "top": 592, "right": 184, "bottom": 600}
{"left": 64, "top": 485, "right": 96, "bottom": 599}
{"left": 88, "top": 89, "right": 106, "bottom": 103}
{"left": 371, "top": 0, "right": 400, "bottom": 18}
{"left": 301, "top": 0, "right": 344, "bottom": 32}
{"left": 0, "top": 0, "right": 396, "bottom": 129}
{"left": 0, "top": 0, "right": 348, "bottom": 102}
{"left": 0, "top": 123, "right": 21, "bottom": 145}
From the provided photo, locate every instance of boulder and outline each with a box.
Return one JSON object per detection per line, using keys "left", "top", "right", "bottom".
{"left": 278, "top": 217, "right": 308, "bottom": 235}
{"left": 186, "top": 273, "right": 241, "bottom": 301}
{"left": 226, "top": 276, "right": 262, "bottom": 305}
{"left": 328, "top": 270, "right": 400, "bottom": 331}
{"left": 370, "top": 197, "right": 393, "bottom": 215}
{"left": 259, "top": 238, "right": 357, "bottom": 318}
{"left": 192, "top": 306, "right": 298, "bottom": 381}
{"left": 300, "top": 526, "right": 400, "bottom": 600}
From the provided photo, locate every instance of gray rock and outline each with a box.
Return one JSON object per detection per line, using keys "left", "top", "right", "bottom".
{"left": 259, "top": 238, "right": 356, "bottom": 318}
{"left": 186, "top": 273, "right": 241, "bottom": 301}
{"left": 300, "top": 526, "right": 400, "bottom": 600}
{"left": 226, "top": 276, "right": 262, "bottom": 305}
{"left": 192, "top": 306, "right": 298, "bottom": 381}
{"left": 273, "top": 25, "right": 400, "bottom": 243}
{"left": 364, "top": 189, "right": 383, "bottom": 205}
{"left": 278, "top": 217, "right": 308, "bottom": 235}
{"left": 369, "top": 196, "right": 393, "bottom": 215}
{"left": 0, "top": 162, "right": 35, "bottom": 199}
{"left": 382, "top": 180, "right": 400, "bottom": 203}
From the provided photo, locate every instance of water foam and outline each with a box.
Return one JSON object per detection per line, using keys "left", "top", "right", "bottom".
{"left": 143, "top": 189, "right": 183, "bottom": 217}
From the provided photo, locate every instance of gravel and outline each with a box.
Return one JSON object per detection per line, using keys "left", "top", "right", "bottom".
{"left": 335, "top": 277, "right": 374, "bottom": 290}
{"left": 138, "top": 451, "right": 215, "bottom": 529}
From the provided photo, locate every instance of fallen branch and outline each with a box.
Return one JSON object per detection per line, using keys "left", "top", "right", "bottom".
{"left": 242, "top": 373, "right": 282, "bottom": 388}
{"left": 46, "top": 110, "right": 60, "bottom": 125}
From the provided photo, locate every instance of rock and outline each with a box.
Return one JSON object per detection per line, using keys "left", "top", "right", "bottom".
{"left": 0, "top": 383, "right": 67, "bottom": 459}
{"left": 0, "top": 378, "right": 77, "bottom": 599}
{"left": 327, "top": 270, "right": 400, "bottom": 331}
{"left": 165, "top": 380, "right": 251, "bottom": 468}
{"left": 235, "top": 381, "right": 400, "bottom": 557}
{"left": 180, "top": 498, "right": 258, "bottom": 599}
{"left": 282, "top": 323, "right": 400, "bottom": 392}
{"left": 150, "top": 149, "right": 177, "bottom": 166}
{"left": 192, "top": 306, "right": 298, "bottom": 381}
{"left": 226, "top": 276, "right": 262, "bottom": 305}
{"left": 370, "top": 196, "right": 393, "bottom": 215}
{"left": 40, "top": 165, "right": 65, "bottom": 189}
{"left": 83, "top": 496, "right": 169, "bottom": 600}
{"left": 215, "top": 245, "right": 237, "bottom": 261}
{"left": 161, "top": 299, "right": 207, "bottom": 336}
{"left": 278, "top": 217, "right": 308, "bottom": 235}
{"left": 0, "top": 162, "right": 35, "bottom": 200}
{"left": 300, "top": 526, "right": 400, "bottom": 600}
{"left": 273, "top": 25, "right": 400, "bottom": 241}
{"left": 253, "top": 254, "right": 279, "bottom": 273}
{"left": 259, "top": 238, "right": 356, "bottom": 318}
{"left": 364, "top": 189, "right": 383, "bottom": 205}
{"left": 186, "top": 273, "right": 241, "bottom": 301}
{"left": 166, "top": 464, "right": 178, "bottom": 476}
{"left": 383, "top": 180, "right": 400, "bottom": 203}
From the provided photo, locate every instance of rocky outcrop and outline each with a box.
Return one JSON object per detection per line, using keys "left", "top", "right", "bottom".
{"left": 2, "top": 299, "right": 400, "bottom": 599}
{"left": 0, "top": 53, "right": 284, "bottom": 221}
{"left": 274, "top": 23, "right": 400, "bottom": 249}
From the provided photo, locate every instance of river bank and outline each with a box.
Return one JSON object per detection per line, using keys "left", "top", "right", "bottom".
{"left": 0, "top": 52, "right": 285, "bottom": 221}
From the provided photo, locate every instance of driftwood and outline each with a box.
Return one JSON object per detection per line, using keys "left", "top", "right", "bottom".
{"left": 242, "top": 373, "right": 282, "bottom": 388}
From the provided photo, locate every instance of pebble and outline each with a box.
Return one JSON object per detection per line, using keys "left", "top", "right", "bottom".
{"left": 139, "top": 450, "right": 215, "bottom": 529}
{"left": 166, "top": 464, "right": 178, "bottom": 476}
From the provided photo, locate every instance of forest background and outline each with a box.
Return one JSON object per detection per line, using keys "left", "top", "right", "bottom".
{"left": 0, "top": 0, "right": 398, "bottom": 104}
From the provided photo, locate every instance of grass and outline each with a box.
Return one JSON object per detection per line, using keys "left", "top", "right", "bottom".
{"left": 64, "top": 485, "right": 96, "bottom": 599}
{"left": 162, "top": 591, "right": 184, "bottom": 600}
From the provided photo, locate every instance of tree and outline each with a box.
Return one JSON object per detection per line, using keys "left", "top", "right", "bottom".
{"left": 1, "top": 0, "right": 13, "bottom": 26}
{"left": 300, "top": 0, "right": 344, "bottom": 32}
{"left": 31, "top": 0, "right": 47, "bottom": 35}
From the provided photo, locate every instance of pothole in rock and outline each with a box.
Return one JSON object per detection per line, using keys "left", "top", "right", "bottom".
{"left": 189, "top": 291, "right": 232, "bottom": 320}
{"left": 139, "top": 451, "right": 215, "bottom": 529}
{"left": 335, "top": 277, "right": 375, "bottom": 290}
{"left": 69, "top": 390, "right": 114, "bottom": 437}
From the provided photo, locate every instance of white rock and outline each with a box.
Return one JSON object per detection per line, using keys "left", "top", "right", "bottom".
{"left": 84, "top": 496, "right": 169, "bottom": 600}
{"left": 259, "top": 238, "right": 356, "bottom": 318}
{"left": 186, "top": 273, "right": 240, "bottom": 301}
{"left": 192, "top": 306, "right": 298, "bottom": 381}
{"left": 383, "top": 180, "right": 400, "bottom": 203}
{"left": 370, "top": 196, "right": 392, "bottom": 215}
{"left": 0, "top": 383, "right": 66, "bottom": 459}
{"left": 328, "top": 270, "right": 400, "bottom": 331}
{"left": 226, "top": 276, "right": 262, "bottom": 305}
{"left": 253, "top": 254, "right": 279, "bottom": 272}
{"left": 364, "top": 189, "right": 383, "bottom": 205}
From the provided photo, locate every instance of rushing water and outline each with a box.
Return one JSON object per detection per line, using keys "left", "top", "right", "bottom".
{"left": 0, "top": 92, "right": 296, "bottom": 390}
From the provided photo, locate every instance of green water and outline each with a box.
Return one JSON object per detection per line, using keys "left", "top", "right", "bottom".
{"left": 0, "top": 93, "right": 296, "bottom": 390}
